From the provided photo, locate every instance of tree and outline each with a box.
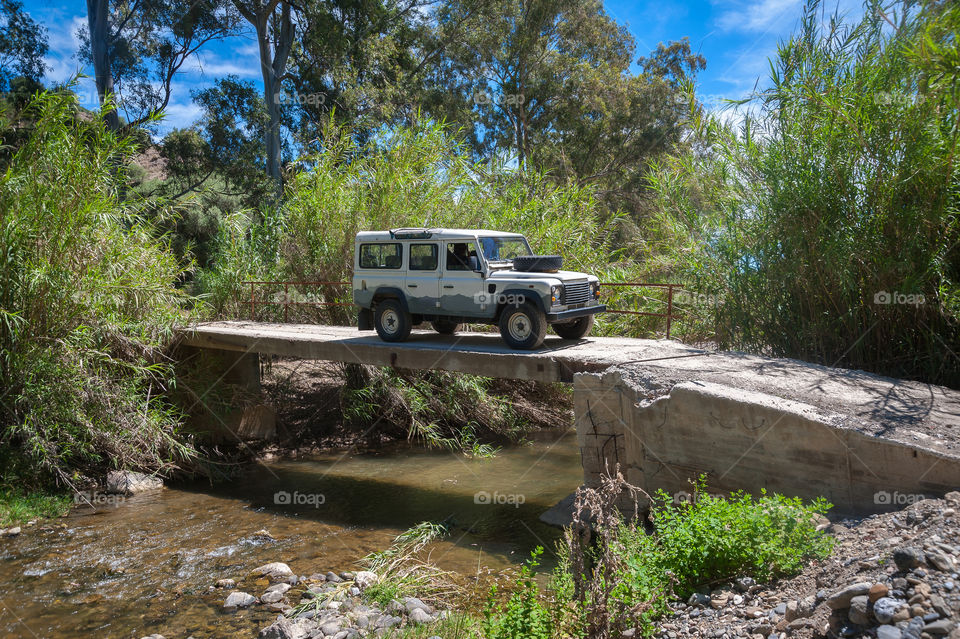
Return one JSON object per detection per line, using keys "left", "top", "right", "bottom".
{"left": 429, "top": 0, "right": 704, "bottom": 216}
{"left": 231, "top": 0, "right": 296, "bottom": 195}
{"left": 81, "top": 0, "right": 239, "bottom": 131}
{"left": 0, "top": 0, "right": 48, "bottom": 92}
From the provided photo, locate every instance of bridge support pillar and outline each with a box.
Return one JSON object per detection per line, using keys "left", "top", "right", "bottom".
{"left": 176, "top": 346, "right": 276, "bottom": 443}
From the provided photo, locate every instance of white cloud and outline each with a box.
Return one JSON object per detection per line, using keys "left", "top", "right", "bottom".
{"left": 43, "top": 14, "right": 89, "bottom": 85}
{"left": 716, "top": 0, "right": 802, "bottom": 33}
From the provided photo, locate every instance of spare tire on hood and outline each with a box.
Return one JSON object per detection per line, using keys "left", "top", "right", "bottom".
{"left": 512, "top": 254, "right": 563, "bottom": 273}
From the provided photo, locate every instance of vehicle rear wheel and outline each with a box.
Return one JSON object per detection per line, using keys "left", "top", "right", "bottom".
{"left": 552, "top": 314, "right": 594, "bottom": 340}
{"left": 498, "top": 303, "right": 547, "bottom": 350}
{"left": 431, "top": 319, "right": 460, "bottom": 335}
{"left": 374, "top": 299, "right": 412, "bottom": 342}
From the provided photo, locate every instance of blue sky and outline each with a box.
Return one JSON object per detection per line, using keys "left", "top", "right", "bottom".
{"left": 29, "top": 0, "right": 863, "bottom": 135}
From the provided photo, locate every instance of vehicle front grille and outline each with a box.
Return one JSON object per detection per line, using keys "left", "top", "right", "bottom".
{"left": 563, "top": 282, "right": 591, "bottom": 306}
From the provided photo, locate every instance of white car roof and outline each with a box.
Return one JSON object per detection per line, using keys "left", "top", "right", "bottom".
{"left": 355, "top": 228, "right": 526, "bottom": 242}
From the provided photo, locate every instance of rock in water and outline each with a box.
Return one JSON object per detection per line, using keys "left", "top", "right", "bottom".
{"left": 253, "top": 562, "right": 294, "bottom": 580}
{"left": 106, "top": 470, "right": 163, "bottom": 496}
{"left": 224, "top": 591, "right": 256, "bottom": 609}
{"left": 258, "top": 617, "right": 315, "bottom": 639}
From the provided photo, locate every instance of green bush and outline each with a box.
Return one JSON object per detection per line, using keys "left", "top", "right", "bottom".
{"left": 643, "top": 478, "right": 833, "bottom": 597}
{"left": 489, "top": 474, "right": 834, "bottom": 638}
{"left": 0, "top": 88, "right": 197, "bottom": 485}
{"left": 483, "top": 549, "right": 556, "bottom": 639}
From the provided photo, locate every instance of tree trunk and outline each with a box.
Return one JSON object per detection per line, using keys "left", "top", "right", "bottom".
{"left": 86, "top": 0, "right": 120, "bottom": 131}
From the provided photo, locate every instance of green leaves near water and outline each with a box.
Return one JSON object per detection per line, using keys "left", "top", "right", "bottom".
{"left": 0, "top": 87, "right": 197, "bottom": 486}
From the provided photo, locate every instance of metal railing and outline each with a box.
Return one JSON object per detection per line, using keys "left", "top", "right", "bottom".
{"left": 241, "top": 280, "right": 681, "bottom": 338}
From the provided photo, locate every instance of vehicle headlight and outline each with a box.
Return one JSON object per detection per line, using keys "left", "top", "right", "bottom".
{"left": 551, "top": 285, "right": 564, "bottom": 305}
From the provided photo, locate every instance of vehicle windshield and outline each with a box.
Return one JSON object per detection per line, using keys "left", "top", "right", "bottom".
{"left": 479, "top": 236, "right": 532, "bottom": 262}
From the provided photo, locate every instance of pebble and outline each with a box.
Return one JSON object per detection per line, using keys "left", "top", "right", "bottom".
{"left": 848, "top": 595, "right": 871, "bottom": 626}
{"left": 224, "top": 591, "right": 256, "bottom": 609}
{"left": 826, "top": 582, "right": 873, "bottom": 609}
{"left": 877, "top": 626, "right": 903, "bottom": 639}
{"left": 874, "top": 597, "right": 906, "bottom": 623}
{"left": 870, "top": 583, "right": 890, "bottom": 601}
{"left": 215, "top": 578, "right": 236, "bottom": 589}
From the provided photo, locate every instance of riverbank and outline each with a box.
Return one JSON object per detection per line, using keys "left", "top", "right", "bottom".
{"left": 230, "top": 493, "right": 960, "bottom": 639}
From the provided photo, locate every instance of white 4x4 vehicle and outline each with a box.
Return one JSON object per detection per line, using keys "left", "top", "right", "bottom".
{"left": 353, "top": 228, "right": 606, "bottom": 349}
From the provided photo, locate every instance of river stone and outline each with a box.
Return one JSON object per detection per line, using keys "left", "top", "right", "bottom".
{"left": 261, "top": 590, "right": 285, "bottom": 604}
{"left": 258, "top": 617, "right": 315, "bottom": 639}
{"left": 893, "top": 547, "right": 925, "bottom": 572}
{"left": 926, "top": 550, "right": 955, "bottom": 572}
{"left": 827, "top": 582, "right": 873, "bottom": 609}
{"left": 922, "top": 619, "right": 955, "bottom": 635}
{"left": 216, "top": 578, "right": 236, "bottom": 589}
{"left": 253, "top": 562, "right": 294, "bottom": 580}
{"left": 409, "top": 608, "right": 435, "bottom": 625}
{"left": 877, "top": 626, "right": 902, "bottom": 639}
{"left": 874, "top": 597, "right": 906, "bottom": 623}
{"left": 848, "top": 595, "right": 871, "bottom": 626}
{"left": 224, "top": 591, "right": 257, "bottom": 609}
{"left": 354, "top": 570, "right": 378, "bottom": 589}
{"left": 106, "top": 470, "right": 163, "bottom": 495}
{"left": 377, "top": 615, "right": 402, "bottom": 629}
{"left": 404, "top": 597, "right": 434, "bottom": 615}
{"left": 320, "top": 620, "right": 342, "bottom": 636}
{"left": 139, "top": 635, "right": 166, "bottom": 639}
{"left": 266, "top": 582, "right": 292, "bottom": 594}
{"left": 325, "top": 571, "right": 342, "bottom": 583}
{"left": 4, "top": 527, "right": 20, "bottom": 537}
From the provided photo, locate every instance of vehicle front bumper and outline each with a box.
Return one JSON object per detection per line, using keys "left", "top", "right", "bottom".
{"left": 546, "top": 304, "right": 606, "bottom": 322}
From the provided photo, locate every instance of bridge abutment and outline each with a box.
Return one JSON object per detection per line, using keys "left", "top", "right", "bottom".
{"left": 574, "top": 369, "right": 960, "bottom": 513}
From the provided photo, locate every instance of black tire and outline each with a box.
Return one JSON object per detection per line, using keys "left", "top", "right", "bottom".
{"left": 552, "top": 314, "right": 595, "bottom": 340}
{"left": 431, "top": 320, "right": 460, "bottom": 335}
{"left": 374, "top": 298, "right": 412, "bottom": 342}
{"left": 498, "top": 303, "right": 547, "bottom": 350}
{"left": 512, "top": 254, "right": 563, "bottom": 273}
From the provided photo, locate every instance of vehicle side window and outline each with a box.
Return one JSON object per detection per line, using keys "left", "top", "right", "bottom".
{"left": 409, "top": 243, "right": 438, "bottom": 271}
{"left": 445, "top": 241, "right": 479, "bottom": 271}
{"left": 359, "top": 243, "right": 403, "bottom": 269}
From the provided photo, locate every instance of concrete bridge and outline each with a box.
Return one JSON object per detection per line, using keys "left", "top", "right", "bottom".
{"left": 180, "top": 321, "right": 960, "bottom": 513}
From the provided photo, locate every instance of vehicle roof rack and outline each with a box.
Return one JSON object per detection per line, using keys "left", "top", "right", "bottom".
{"left": 390, "top": 227, "right": 435, "bottom": 239}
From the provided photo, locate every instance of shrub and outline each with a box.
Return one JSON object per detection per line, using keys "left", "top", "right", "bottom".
{"left": 0, "top": 87, "right": 197, "bottom": 486}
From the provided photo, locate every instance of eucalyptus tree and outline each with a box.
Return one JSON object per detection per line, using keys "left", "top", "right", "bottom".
{"left": 81, "top": 0, "right": 240, "bottom": 131}
{"left": 0, "top": 0, "right": 48, "bottom": 92}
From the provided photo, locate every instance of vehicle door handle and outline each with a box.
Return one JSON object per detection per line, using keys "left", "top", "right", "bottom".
{"left": 443, "top": 285, "right": 454, "bottom": 289}
{"left": 407, "top": 284, "right": 418, "bottom": 288}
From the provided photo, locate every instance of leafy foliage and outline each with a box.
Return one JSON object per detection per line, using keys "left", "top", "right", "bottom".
{"left": 648, "top": 0, "right": 960, "bottom": 386}
{"left": 0, "top": 88, "right": 197, "bottom": 486}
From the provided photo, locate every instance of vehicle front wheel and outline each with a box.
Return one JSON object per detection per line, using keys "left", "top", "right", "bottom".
{"left": 498, "top": 303, "right": 547, "bottom": 350}
{"left": 374, "top": 299, "right": 412, "bottom": 342}
{"left": 431, "top": 319, "right": 460, "bottom": 335}
{"left": 552, "top": 315, "right": 594, "bottom": 340}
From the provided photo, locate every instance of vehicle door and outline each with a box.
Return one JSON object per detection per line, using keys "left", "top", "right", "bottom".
{"left": 404, "top": 242, "right": 441, "bottom": 313}
{"left": 439, "top": 239, "right": 492, "bottom": 319}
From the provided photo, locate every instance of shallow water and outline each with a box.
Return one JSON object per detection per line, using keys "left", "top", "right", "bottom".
{"left": 0, "top": 429, "right": 581, "bottom": 638}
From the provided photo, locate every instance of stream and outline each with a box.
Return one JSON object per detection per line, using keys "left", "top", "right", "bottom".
{"left": 0, "top": 429, "right": 581, "bottom": 638}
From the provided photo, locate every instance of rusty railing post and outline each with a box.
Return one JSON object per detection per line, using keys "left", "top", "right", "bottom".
{"left": 284, "top": 282, "right": 289, "bottom": 323}
{"left": 250, "top": 281, "right": 255, "bottom": 321}
{"left": 666, "top": 285, "right": 674, "bottom": 339}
